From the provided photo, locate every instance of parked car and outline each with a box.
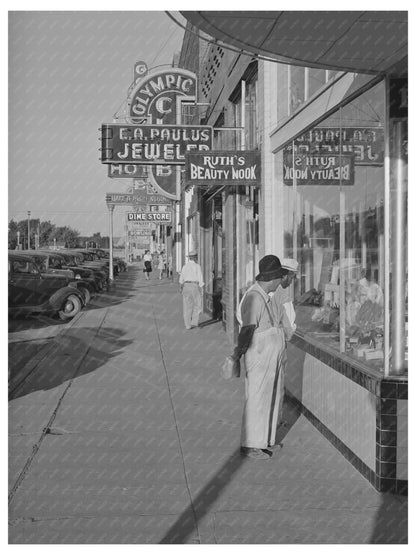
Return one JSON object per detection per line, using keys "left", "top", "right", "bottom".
{"left": 51, "top": 250, "right": 106, "bottom": 290}
{"left": 8, "top": 253, "right": 85, "bottom": 320}
{"left": 57, "top": 249, "right": 110, "bottom": 282}
{"left": 62, "top": 249, "right": 115, "bottom": 278}
{"left": 94, "top": 248, "right": 128, "bottom": 272}
{"left": 19, "top": 250, "right": 96, "bottom": 305}
{"left": 84, "top": 248, "right": 126, "bottom": 274}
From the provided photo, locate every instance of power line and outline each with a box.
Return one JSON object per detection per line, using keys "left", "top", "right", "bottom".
{"left": 149, "top": 22, "right": 182, "bottom": 68}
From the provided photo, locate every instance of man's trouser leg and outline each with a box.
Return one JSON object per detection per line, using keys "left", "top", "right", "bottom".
{"left": 190, "top": 285, "right": 202, "bottom": 327}
{"left": 182, "top": 285, "right": 194, "bottom": 329}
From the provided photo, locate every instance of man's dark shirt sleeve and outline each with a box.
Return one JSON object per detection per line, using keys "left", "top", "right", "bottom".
{"left": 233, "top": 325, "right": 256, "bottom": 360}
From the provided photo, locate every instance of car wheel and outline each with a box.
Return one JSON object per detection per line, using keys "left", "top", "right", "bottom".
{"left": 78, "top": 286, "right": 91, "bottom": 305}
{"left": 58, "top": 294, "right": 82, "bottom": 320}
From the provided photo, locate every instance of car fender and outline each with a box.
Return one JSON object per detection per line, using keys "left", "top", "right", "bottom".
{"left": 49, "top": 286, "right": 85, "bottom": 310}
{"left": 69, "top": 279, "right": 95, "bottom": 294}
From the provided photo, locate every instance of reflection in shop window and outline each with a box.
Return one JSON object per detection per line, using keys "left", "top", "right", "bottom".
{"left": 280, "top": 81, "right": 386, "bottom": 371}
{"left": 289, "top": 66, "right": 305, "bottom": 113}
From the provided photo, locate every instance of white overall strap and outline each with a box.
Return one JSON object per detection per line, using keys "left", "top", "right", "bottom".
{"left": 252, "top": 290, "right": 275, "bottom": 327}
{"left": 236, "top": 284, "right": 256, "bottom": 327}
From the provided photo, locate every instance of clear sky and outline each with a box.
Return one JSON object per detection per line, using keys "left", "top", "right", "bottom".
{"left": 8, "top": 10, "right": 185, "bottom": 237}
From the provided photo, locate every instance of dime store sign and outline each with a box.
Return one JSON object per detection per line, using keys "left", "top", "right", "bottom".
{"left": 127, "top": 212, "right": 172, "bottom": 223}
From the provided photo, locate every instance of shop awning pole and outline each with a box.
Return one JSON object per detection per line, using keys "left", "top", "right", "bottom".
{"left": 339, "top": 189, "right": 346, "bottom": 353}
{"left": 391, "top": 119, "right": 407, "bottom": 374}
{"left": 339, "top": 116, "right": 346, "bottom": 354}
{"left": 383, "top": 80, "right": 391, "bottom": 377}
{"left": 292, "top": 142, "right": 297, "bottom": 259}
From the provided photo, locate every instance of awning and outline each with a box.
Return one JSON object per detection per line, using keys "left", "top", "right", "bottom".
{"left": 180, "top": 11, "right": 407, "bottom": 75}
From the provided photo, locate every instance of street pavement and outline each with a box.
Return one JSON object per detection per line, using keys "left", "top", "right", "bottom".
{"left": 8, "top": 264, "right": 408, "bottom": 544}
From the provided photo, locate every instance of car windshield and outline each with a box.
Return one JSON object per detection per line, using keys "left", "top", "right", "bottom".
{"left": 49, "top": 256, "right": 62, "bottom": 269}
{"left": 33, "top": 257, "right": 47, "bottom": 271}
{"left": 62, "top": 254, "right": 74, "bottom": 264}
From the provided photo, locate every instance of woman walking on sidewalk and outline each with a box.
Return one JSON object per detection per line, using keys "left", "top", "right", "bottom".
{"left": 232, "top": 255, "right": 290, "bottom": 460}
{"left": 157, "top": 251, "right": 166, "bottom": 279}
{"left": 143, "top": 250, "right": 152, "bottom": 280}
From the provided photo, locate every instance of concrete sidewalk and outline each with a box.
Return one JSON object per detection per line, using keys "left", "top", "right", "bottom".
{"left": 8, "top": 265, "right": 407, "bottom": 544}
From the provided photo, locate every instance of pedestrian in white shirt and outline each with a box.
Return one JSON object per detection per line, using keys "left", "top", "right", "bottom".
{"left": 179, "top": 250, "right": 204, "bottom": 329}
{"left": 270, "top": 257, "right": 298, "bottom": 436}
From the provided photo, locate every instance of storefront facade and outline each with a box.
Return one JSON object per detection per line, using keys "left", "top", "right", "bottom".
{"left": 178, "top": 18, "right": 407, "bottom": 492}
{"left": 179, "top": 33, "right": 265, "bottom": 340}
{"left": 270, "top": 67, "right": 407, "bottom": 493}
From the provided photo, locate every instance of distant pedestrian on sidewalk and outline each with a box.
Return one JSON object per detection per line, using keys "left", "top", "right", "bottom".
{"left": 179, "top": 250, "right": 204, "bottom": 329}
{"left": 143, "top": 250, "right": 152, "bottom": 280}
{"left": 270, "top": 257, "right": 299, "bottom": 434}
{"left": 167, "top": 254, "right": 173, "bottom": 279}
{"left": 232, "top": 255, "right": 289, "bottom": 460}
{"left": 157, "top": 251, "right": 165, "bottom": 279}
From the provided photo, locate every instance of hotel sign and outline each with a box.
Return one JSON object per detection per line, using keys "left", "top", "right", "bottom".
{"left": 186, "top": 151, "right": 261, "bottom": 186}
{"left": 283, "top": 153, "right": 354, "bottom": 186}
{"left": 107, "top": 164, "right": 148, "bottom": 178}
{"left": 101, "top": 124, "right": 212, "bottom": 165}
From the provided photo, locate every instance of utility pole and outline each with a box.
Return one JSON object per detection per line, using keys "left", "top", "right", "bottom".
{"left": 27, "top": 211, "right": 31, "bottom": 249}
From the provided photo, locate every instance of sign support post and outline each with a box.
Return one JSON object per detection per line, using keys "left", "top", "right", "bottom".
{"left": 124, "top": 221, "right": 128, "bottom": 264}
{"left": 27, "top": 211, "right": 31, "bottom": 250}
{"left": 108, "top": 204, "right": 114, "bottom": 283}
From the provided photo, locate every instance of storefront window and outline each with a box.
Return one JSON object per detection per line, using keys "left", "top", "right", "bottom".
{"left": 308, "top": 68, "right": 327, "bottom": 97}
{"left": 289, "top": 66, "right": 305, "bottom": 113}
{"left": 280, "top": 81, "right": 386, "bottom": 371}
{"left": 289, "top": 65, "right": 343, "bottom": 115}
{"left": 232, "top": 71, "right": 260, "bottom": 296}
{"left": 245, "top": 79, "right": 258, "bottom": 149}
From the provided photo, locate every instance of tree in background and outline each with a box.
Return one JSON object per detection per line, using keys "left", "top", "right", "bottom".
{"left": 8, "top": 218, "right": 80, "bottom": 249}
{"left": 51, "top": 225, "right": 80, "bottom": 248}
{"left": 8, "top": 218, "right": 111, "bottom": 250}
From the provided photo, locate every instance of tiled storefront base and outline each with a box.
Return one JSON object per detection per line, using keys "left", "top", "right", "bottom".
{"left": 286, "top": 335, "right": 408, "bottom": 495}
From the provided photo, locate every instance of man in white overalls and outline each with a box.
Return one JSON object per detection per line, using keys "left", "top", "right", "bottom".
{"left": 232, "top": 255, "right": 288, "bottom": 460}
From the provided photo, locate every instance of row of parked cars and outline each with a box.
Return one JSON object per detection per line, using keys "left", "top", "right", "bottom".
{"left": 8, "top": 248, "right": 127, "bottom": 321}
